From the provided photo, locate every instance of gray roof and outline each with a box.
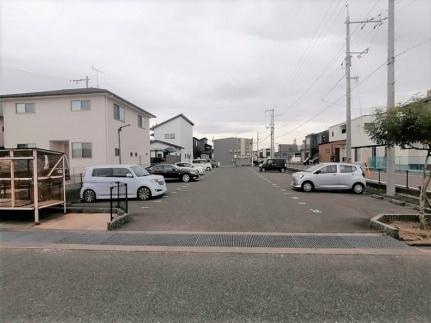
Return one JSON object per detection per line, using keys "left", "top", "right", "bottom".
{"left": 151, "top": 113, "right": 194, "bottom": 130}
{"left": 150, "top": 139, "right": 183, "bottom": 149}
{"left": 0, "top": 88, "right": 155, "bottom": 118}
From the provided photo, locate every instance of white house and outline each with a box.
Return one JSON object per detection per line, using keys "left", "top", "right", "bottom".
{"left": 151, "top": 114, "right": 194, "bottom": 162}
{"left": 351, "top": 114, "right": 427, "bottom": 170}
{"left": 0, "top": 88, "right": 155, "bottom": 175}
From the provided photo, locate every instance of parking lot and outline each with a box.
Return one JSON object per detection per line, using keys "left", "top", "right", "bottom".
{"left": 114, "top": 166, "right": 409, "bottom": 233}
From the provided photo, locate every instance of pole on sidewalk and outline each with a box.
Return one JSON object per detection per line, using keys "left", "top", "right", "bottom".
{"left": 386, "top": 0, "right": 396, "bottom": 196}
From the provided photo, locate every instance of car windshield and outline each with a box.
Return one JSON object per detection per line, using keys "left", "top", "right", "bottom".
{"left": 304, "top": 164, "right": 322, "bottom": 172}
{"left": 130, "top": 166, "right": 150, "bottom": 177}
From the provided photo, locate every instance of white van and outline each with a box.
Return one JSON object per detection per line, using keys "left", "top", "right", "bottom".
{"left": 192, "top": 159, "right": 212, "bottom": 171}
{"left": 80, "top": 164, "right": 167, "bottom": 202}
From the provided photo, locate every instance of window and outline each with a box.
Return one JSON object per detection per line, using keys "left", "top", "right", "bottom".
{"left": 17, "top": 143, "right": 36, "bottom": 148}
{"left": 16, "top": 103, "right": 35, "bottom": 114}
{"left": 318, "top": 165, "right": 337, "bottom": 174}
{"left": 72, "top": 142, "right": 92, "bottom": 158}
{"left": 331, "top": 131, "right": 334, "bottom": 137}
{"left": 113, "top": 168, "right": 132, "bottom": 177}
{"left": 341, "top": 127, "right": 346, "bottom": 134}
{"left": 364, "top": 122, "right": 374, "bottom": 131}
{"left": 71, "top": 100, "right": 91, "bottom": 112}
{"left": 114, "top": 148, "right": 120, "bottom": 156}
{"left": 340, "top": 165, "right": 356, "bottom": 173}
{"left": 92, "top": 168, "right": 113, "bottom": 177}
{"left": 164, "top": 133, "right": 175, "bottom": 139}
{"left": 138, "top": 115, "right": 143, "bottom": 128}
{"left": 113, "top": 104, "right": 125, "bottom": 122}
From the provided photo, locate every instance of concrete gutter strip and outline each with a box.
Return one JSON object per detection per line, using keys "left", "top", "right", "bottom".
{"left": 0, "top": 243, "right": 425, "bottom": 256}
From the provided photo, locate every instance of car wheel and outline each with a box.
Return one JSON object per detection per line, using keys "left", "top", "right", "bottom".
{"left": 206, "top": 167, "right": 211, "bottom": 171}
{"left": 182, "top": 174, "right": 191, "bottom": 182}
{"left": 352, "top": 183, "right": 364, "bottom": 194}
{"left": 302, "top": 181, "right": 314, "bottom": 192}
{"left": 137, "top": 187, "right": 151, "bottom": 200}
{"left": 83, "top": 189, "right": 96, "bottom": 203}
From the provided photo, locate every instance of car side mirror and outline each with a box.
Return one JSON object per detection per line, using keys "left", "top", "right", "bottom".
{"left": 126, "top": 173, "right": 133, "bottom": 178}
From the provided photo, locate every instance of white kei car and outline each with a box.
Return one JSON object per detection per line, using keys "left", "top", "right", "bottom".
{"left": 175, "top": 162, "right": 206, "bottom": 175}
{"left": 192, "top": 159, "right": 212, "bottom": 171}
{"left": 80, "top": 164, "right": 167, "bottom": 202}
{"left": 291, "top": 163, "right": 366, "bottom": 194}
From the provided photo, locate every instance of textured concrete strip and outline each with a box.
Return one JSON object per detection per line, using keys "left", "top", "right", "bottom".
{"left": 0, "top": 243, "right": 425, "bottom": 256}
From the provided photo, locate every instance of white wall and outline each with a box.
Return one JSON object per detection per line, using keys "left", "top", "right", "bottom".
{"left": 153, "top": 116, "right": 193, "bottom": 162}
{"left": 329, "top": 122, "right": 346, "bottom": 142}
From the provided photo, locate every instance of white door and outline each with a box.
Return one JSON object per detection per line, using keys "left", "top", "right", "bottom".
{"left": 313, "top": 164, "right": 339, "bottom": 189}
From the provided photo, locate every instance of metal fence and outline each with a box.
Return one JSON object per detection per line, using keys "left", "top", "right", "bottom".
{"left": 109, "top": 182, "right": 128, "bottom": 221}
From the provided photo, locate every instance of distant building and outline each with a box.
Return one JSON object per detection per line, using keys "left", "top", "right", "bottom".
{"left": 0, "top": 88, "right": 155, "bottom": 174}
{"left": 256, "top": 148, "right": 271, "bottom": 159}
{"left": 301, "top": 130, "right": 329, "bottom": 161}
{"left": 213, "top": 137, "right": 253, "bottom": 165}
{"left": 193, "top": 137, "right": 213, "bottom": 159}
{"left": 151, "top": 114, "right": 194, "bottom": 162}
{"left": 0, "top": 103, "right": 4, "bottom": 149}
{"left": 276, "top": 144, "right": 299, "bottom": 161}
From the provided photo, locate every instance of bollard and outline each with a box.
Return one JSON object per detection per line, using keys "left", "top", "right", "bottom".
{"left": 378, "top": 169, "right": 381, "bottom": 185}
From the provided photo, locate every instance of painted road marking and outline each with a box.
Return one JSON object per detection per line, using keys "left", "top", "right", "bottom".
{"left": 297, "top": 202, "right": 306, "bottom": 205}
{"left": 141, "top": 206, "right": 150, "bottom": 209}
{"left": 284, "top": 192, "right": 291, "bottom": 195}
{"left": 153, "top": 200, "right": 162, "bottom": 203}
{"left": 163, "top": 196, "right": 169, "bottom": 198}
{"left": 310, "top": 209, "right": 322, "bottom": 213}
{"left": 291, "top": 197, "right": 299, "bottom": 199}
{"left": 281, "top": 189, "right": 287, "bottom": 191}
{"left": 182, "top": 185, "right": 188, "bottom": 188}
{"left": 171, "top": 192, "right": 177, "bottom": 194}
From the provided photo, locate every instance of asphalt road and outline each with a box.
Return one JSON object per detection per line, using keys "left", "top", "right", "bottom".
{"left": 1, "top": 248, "right": 430, "bottom": 322}
{"left": 119, "top": 166, "right": 409, "bottom": 232}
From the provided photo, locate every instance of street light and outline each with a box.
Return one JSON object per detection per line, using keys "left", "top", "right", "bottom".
{"left": 117, "top": 124, "right": 130, "bottom": 164}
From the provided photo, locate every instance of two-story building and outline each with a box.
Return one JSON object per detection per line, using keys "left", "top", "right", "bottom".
{"left": 318, "top": 121, "right": 347, "bottom": 162}
{"left": 150, "top": 114, "right": 194, "bottom": 162}
{"left": 0, "top": 88, "right": 155, "bottom": 175}
{"left": 213, "top": 137, "right": 253, "bottom": 165}
{"left": 193, "top": 137, "right": 213, "bottom": 159}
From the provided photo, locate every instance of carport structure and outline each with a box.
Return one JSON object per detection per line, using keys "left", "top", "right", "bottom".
{"left": 0, "top": 148, "right": 66, "bottom": 224}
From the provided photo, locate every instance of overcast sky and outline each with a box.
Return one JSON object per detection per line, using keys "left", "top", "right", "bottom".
{"left": 1, "top": 0, "right": 430, "bottom": 148}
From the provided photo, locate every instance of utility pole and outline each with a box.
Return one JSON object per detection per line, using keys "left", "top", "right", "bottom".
{"left": 344, "top": 2, "right": 386, "bottom": 162}
{"left": 386, "top": 0, "right": 396, "bottom": 196}
{"left": 266, "top": 109, "right": 275, "bottom": 158}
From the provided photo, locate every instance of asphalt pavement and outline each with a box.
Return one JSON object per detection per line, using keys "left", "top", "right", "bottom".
{"left": 1, "top": 248, "right": 430, "bottom": 322}
{"left": 119, "top": 166, "right": 410, "bottom": 232}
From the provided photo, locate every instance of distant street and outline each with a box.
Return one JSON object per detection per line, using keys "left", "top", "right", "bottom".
{"left": 1, "top": 248, "right": 430, "bottom": 322}
{"left": 117, "top": 166, "right": 409, "bottom": 232}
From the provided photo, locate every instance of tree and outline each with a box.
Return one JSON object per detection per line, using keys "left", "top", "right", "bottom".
{"left": 366, "top": 97, "right": 431, "bottom": 228}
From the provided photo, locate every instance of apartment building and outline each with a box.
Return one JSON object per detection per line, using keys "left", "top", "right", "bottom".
{"left": 151, "top": 114, "right": 194, "bottom": 162}
{"left": 0, "top": 88, "right": 155, "bottom": 174}
{"left": 213, "top": 137, "right": 253, "bottom": 165}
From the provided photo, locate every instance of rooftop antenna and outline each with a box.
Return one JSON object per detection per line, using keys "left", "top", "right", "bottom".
{"left": 91, "top": 66, "right": 104, "bottom": 88}
{"left": 70, "top": 76, "right": 90, "bottom": 88}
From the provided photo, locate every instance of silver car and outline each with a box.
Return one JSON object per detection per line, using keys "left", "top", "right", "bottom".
{"left": 291, "top": 163, "right": 366, "bottom": 194}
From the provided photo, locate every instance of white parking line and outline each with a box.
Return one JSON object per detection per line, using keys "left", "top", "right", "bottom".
{"left": 141, "top": 206, "right": 150, "bottom": 209}
{"left": 153, "top": 200, "right": 162, "bottom": 203}
{"left": 171, "top": 192, "right": 177, "bottom": 194}
{"left": 291, "top": 196, "right": 299, "bottom": 199}
{"left": 163, "top": 196, "right": 169, "bottom": 198}
{"left": 281, "top": 189, "right": 287, "bottom": 191}
{"left": 309, "top": 209, "right": 322, "bottom": 213}
{"left": 284, "top": 192, "right": 291, "bottom": 195}
{"left": 182, "top": 185, "right": 188, "bottom": 188}
{"left": 297, "top": 202, "right": 306, "bottom": 205}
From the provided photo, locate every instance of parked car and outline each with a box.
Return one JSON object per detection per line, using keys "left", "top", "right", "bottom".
{"left": 309, "top": 156, "right": 319, "bottom": 165}
{"left": 80, "top": 164, "right": 167, "bottom": 202}
{"left": 175, "top": 162, "right": 205, "bottom": 175}
{"left": 259, "top": 158, "right": 287, "bottom": 172}
{"left": 192, "top": 158, "right": 212, "bottom": 171}
{"left": 291, "top": 162, "right": 366, "bottom": 194}
{"left": 211, "top": 160, "right": 219, "bottom": 168}
{"left": 289, "top": 156, "right": 302, "bottom": 163}
{"left": 147, "top": 164, "right": 199, "bottom": 182}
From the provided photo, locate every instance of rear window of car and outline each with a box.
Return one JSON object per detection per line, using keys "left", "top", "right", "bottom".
{"left": 92, "top": 168, "right": 113, "bottom": 177}
{"left": 340, "top": 165, "right": 356, "bottom": 173}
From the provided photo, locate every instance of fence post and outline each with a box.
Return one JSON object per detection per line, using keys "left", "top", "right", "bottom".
{"left": 116, "top": 181, "right": 120, "bottom": 208}
{"left": 378, "top": 169, "right": 381, "bottom": 185}
{"left": 125, "top": 184, "right": 128, "bottom": 214}
{"left": 110, "top": 186, "right": 113, "bottom": 222}
{"left": 80, "top": 173, "right": 83, "bottom": 188}
{"left": 405, "top": 170, "right": 409, "bottom": 188}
